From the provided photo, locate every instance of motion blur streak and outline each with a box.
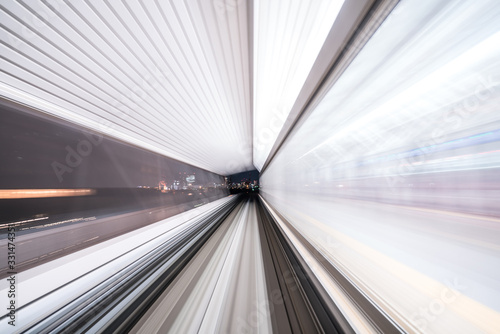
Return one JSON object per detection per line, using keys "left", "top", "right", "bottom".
{"left": 0, "top": 188, "right": 95, "bottom": 199}
{"left": 1, "top": 0, "right": 500, "bottom": 333}
{"left": 133, "top": 197, "right": 272, "bottom": 333}
{"left": 260, "top": 0, "right": 500, "bottom": 333}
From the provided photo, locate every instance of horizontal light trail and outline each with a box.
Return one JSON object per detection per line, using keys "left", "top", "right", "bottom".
{"left": 0, "top": 188, "right": 96, "bottom": 199}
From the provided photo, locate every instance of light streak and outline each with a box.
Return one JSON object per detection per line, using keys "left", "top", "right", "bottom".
{"left": 0, "top": 189, "right": 96, "bottom": 199}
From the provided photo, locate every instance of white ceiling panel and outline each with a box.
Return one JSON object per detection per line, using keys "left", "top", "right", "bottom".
{"left": 0, "top": 0, "right": 253, "bottom": 175}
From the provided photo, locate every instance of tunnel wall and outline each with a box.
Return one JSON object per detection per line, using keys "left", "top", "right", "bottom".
{"left": 259, "top": 0, "right": 500, "bottom": 332}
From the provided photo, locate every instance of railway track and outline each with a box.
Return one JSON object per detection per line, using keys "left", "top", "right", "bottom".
{"left": 2, "top": 194, "right": 402, "bottom": 333}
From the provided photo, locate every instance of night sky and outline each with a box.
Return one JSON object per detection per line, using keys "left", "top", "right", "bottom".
{"left": 0, "top": 103, "right": 225, "bottom": 189}
{"left": 228, "top": 170, "right": 259, "bottom": 184}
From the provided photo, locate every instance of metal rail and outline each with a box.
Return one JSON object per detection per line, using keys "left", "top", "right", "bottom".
{"left": 20, "top": 196, "right": 241, "bottom": 333}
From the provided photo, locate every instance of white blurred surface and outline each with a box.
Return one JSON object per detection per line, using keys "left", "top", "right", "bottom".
{"left": 252, "top": 0, "right": 344, "bottom": 170}
{"left": 261, "top": 0, "right": 500, "bottom": 332}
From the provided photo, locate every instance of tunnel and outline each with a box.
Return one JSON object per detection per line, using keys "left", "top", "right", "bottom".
{"left": 1, "top": 0, "right": 500, "bottom": 333}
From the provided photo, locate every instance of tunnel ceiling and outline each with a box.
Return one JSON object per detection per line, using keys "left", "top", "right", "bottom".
{"left": 0, "top": 0, "right": 347, "bottom": 175}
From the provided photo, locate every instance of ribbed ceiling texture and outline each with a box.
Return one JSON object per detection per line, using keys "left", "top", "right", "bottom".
{"left": 0, "top": 0, "right": 340, "bottom": 175}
